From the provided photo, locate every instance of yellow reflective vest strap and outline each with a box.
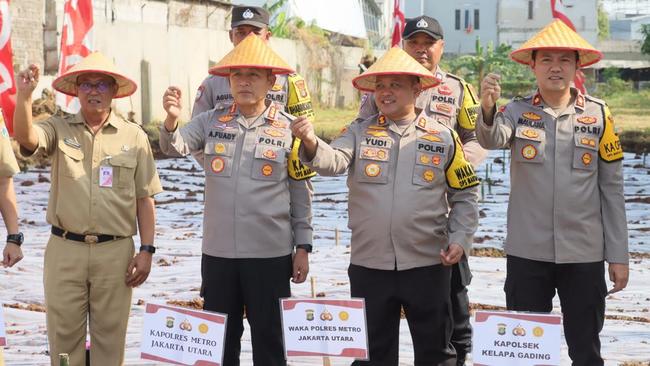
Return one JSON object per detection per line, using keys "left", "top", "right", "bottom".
{"left": 598, "top": 105, "right": 623, "bottom": 162}
{"left": 286, "top": 74, "right": 315, "bottom": 122}
{"left": 445, "top": 129, "right": 480, "bottom": 190}
{"left": 457, "top": 80, "right": 480, "bottom": 131}
{"left": 288, "top": 137, "right": 317, "bottom": 180}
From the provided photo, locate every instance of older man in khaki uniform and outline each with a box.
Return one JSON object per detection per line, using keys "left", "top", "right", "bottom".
{"left": 477, "top": 20, "right": 629, "bottom": 366}
{"left": 161, "top": 35, "right": 313, "bottom": 366}
{"left": 13, "top": 53, "right": 163, "bottom": 366}
{"left": 293, "top": 47, "right": 479, "bottom": 365}
{"left": 0, "top": 122, "right": 23, "bottom": 268}
{"left": 357, "top": 18, "right": 485, "bottom": 363}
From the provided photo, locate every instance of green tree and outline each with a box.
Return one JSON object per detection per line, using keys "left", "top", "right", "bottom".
{"left": 598, "top": 1, "right": 609, "bottom": 41}
{"left": 641, "top": 24, "right": 650, "bottom": 55}
{"left": 441, "top": 37, "right": 535, "bottom": 97}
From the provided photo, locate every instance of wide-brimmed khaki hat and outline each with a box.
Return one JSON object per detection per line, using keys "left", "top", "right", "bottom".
{"left": 52, "top": 52, "right": 137, "bottom": 98}
{"left": 209, "top": 34, "right": 294, "bottom": 76}
{"left": 352, "top": 46, "right": 440, "bottom": 92}
{"left": 510, "top": 19, "right": 602, "bottom": 68}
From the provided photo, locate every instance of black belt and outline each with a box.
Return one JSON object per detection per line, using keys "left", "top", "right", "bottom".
{"left": 51, "top": 226, "right": 123, "bottom": 244}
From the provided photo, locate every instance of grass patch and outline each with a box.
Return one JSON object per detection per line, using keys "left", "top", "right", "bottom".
{"left": 312, "top": 106, "right": 359, "bottom": 142}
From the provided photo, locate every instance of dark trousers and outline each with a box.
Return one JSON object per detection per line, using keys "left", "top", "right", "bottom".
{"left": 505, "top": 256, "right": 607, "bottom": 366}
{"left": 201, "top": 254, "right": 292, "bottom": 366}
{"left": 349, "top": 264, "right": 456, "bottom": 366}
{"left": 450, "top": 256, "right": 472, "bottom": 366}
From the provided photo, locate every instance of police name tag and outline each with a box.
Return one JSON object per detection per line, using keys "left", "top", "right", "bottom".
{"left": 473, "top": 310, "right": 562, "bottom": 366}
{"left": 99, "top": 166, "right": 113, "bottom": 188}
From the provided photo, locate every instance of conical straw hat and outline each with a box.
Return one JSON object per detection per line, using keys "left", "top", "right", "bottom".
{"left": 52, "top": 52, "right": 137, "bottom": 98}
{"left": 510, "top": 19, "right": 602, "bottom": 68}
{"left": 352, "top": 46, "right": 440, "bottom": 92}
{"left": 209, "top": 34, "right": 294, "bottom": 76}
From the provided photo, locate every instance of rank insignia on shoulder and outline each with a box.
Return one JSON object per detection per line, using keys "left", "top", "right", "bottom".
{"left": 576, "top": 94, "right": 585, "bottom": 108}
{"left": 498, "top": 105, "right": 507, "bottom": 113}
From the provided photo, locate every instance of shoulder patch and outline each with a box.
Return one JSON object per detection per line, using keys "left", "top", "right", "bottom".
{"left": 445, "top": 129, "right": 480, "bottom": 190}
{"left": 598, "top": 105, "right": 623, "bottom": 162}
{"left": 288, "top": 138, "right": 317, "bottom": 180}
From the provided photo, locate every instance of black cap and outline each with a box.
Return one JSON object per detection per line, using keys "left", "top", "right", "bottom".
{"left": 403, "top": 16, "right": 444, "bottom": 40}
{"left": 231, "top": 6, "right": 270, "bottom": 29}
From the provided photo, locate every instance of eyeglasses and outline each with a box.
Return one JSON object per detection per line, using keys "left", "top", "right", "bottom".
{"left": 77, "top": 81, "right": 114, "bottom": 94}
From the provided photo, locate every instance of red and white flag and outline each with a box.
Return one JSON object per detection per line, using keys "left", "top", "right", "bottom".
{"left": 550, "top": 0, "right": 586, "bottom": 94}
{"left": 57, "top": 0, "right": 94, "bottom": 113}
{"left": 391, "top": 0, "right": 405, "bottom": 47}
{"left": 0, "top": 1, "right": 16, "bottom": 135}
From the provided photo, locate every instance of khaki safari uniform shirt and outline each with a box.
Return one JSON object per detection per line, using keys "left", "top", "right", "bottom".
{"left": 302, "top": 112, "right": 480, "bottom": 271}
{"left": 22, "top": 111, "right": 163, "bottom": 237}
{"left": 0, "top": 125, "right": 19, "bottom": 177}
{"left": 476, "top": 89, "right": 629, "bottom": 264}
{"left": 160, "top": 102, "right": 315, "bottom": 259}
{"left": 357, "top": 67, "right": 485, "bottom": 166}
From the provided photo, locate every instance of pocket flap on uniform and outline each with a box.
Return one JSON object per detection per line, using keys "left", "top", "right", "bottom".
{"left": 574, "top": 134, "right": 598, "bottom": 151}
{"left": 109, "top": 154, "right": 137, "bottom": 168}
{"left": 254, "top": 145, "right": 285, "bottom": 163}
{"left": 515, "top": 127, "right": 545, "bottom": 142}
{"left": 57, "top": 140, "right": 84, "bottom": 161}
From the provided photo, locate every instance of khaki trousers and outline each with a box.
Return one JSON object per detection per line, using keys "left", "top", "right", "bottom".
{"left": 44, "top": 235, "right": 134, "bottom": 366}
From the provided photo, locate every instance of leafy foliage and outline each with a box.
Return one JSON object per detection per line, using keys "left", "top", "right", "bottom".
{"left": 440, "top": 37, "right": 536, "bottom": 98}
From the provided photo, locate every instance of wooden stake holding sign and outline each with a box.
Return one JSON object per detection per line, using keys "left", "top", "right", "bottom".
{"left": 310, "top": 277, "right": 332, "bottom": 366}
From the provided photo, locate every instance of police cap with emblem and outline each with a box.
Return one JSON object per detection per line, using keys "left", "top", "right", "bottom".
{"left": 231, "top": 5, "right": 270, "bottom": 29}
{"left": 352, "top": 46, "right": 440, "bottom": 92}
{"left": 510, "top": 19, "right": 602, "bottom": 68}
{"left": 402, "top": 15, "right": 444, "bottom": 40}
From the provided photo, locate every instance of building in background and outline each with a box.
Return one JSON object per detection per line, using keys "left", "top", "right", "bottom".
{"left": 403, "top": 0, "right": 597, "bottom": 54}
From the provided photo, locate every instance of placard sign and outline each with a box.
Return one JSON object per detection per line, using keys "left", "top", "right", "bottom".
{"left": 473, "top": 310, "right": 562, "bottom": 366}
{"left": 140, "top": 302, "right": 227, "bottom": 365}
{"left": 281, "top": 298, "right": 368, "bottom": 359}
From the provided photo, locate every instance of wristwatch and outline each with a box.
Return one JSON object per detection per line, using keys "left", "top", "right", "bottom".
{"left": 6, "top": 232, "right": 24, "bottom": 246}
{"left": 296, "top": 244, "right": 312, "bottom": 253}
{"left": 139, "top": 245, "right": 156, "bottom": 254}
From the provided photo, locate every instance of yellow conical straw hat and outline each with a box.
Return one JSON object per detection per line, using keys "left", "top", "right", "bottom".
{"left": 52, "top": 52, "right": 137, "bottom": 98}
{"left": 510, "top": 19, "right": 602, "bottom": 68}
{"left": 352, "top": 46, "right": 440, "bottom": 92}
{"left": 209, "top": 34, "right": 294, "bottom": 76}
